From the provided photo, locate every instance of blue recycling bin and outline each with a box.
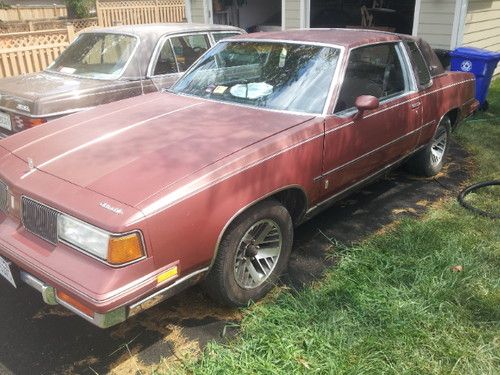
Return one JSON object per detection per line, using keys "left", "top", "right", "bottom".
{"left": 450, "top": 47, "right": 500, "bottom": 110}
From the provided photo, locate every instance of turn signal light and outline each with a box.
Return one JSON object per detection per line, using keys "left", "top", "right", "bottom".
{"left": 27, "top": 118, "right": 47, "bottom": 127}
{"left": 57, "top": 290, "right": 94, "bottom": 317}
{"left": 107, "top": 233, "right": 144, "bottom": 265}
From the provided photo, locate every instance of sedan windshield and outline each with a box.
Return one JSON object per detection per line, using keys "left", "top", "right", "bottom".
{"left": 171, "top": 41, "right": 341, "bottom": 114}
{"left": 47, "top": 33, "right": 138, "bottom": 79}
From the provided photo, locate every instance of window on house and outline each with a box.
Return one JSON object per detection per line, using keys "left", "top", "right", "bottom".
{"left": 334, "top": 43, "right": 408, "bottom": 114}
{"left": 170, "top": 34, "right": 210, "bottom": 72}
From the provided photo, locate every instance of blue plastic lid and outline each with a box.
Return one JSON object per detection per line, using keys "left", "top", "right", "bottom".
{"left": 450, "top": 47, "right": 500, "bottom": 60}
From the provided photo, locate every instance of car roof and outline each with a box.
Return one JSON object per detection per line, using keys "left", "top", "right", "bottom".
{"left": 82, "top": 23, "right": 243, "bottom": 39}
{"left": 229, "top": 28, "right": 416, "bottom": 48}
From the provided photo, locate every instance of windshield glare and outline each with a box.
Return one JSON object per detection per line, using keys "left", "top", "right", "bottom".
{"left": 47, "top": 33, "right": 137, "bottom": 79}
{"left": 172, "top": 41, "right": 341, "bottom": 114}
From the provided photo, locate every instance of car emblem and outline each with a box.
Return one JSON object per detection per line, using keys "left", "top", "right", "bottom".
{"left": 16, "top": 103, "right": 30, "bottom": 112}
{"left": 99, "top": 202, "right": 124, "bottom": 215}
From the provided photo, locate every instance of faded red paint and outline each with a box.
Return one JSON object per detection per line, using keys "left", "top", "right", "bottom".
{"left": 0, "top": 29, "right": 478, "bottom": 320}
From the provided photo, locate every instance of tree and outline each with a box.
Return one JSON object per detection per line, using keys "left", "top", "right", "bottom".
{"left": 65, "top": 0, "right": 94, "bottom": 19}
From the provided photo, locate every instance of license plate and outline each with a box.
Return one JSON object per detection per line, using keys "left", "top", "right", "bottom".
{"left": 0, "top": 112, "right": 12, "bottom": 131}
{"left": 0, "top": 255, "right": 16, "bottom": 287}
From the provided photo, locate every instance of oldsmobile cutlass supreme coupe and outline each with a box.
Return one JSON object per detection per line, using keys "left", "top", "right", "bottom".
{"left": 0, "top": 23, "right": 243, "bottom": 138}
{"left": 0, "top": 29, "right": 478, "bottom": 328}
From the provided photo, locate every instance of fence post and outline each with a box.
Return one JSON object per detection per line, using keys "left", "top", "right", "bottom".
{"left": 96, "top": 0, "right": 104, "bottom": 27}
{"left": 66, "top": 23, "right": 75, "bottom": 42}
{"left": 154, "top": 0, "right": 160, "bottom": 22}
{"left": 28, "top": 21, "right": 34, "bottom": 31}
{"left": 16, "top": 6, "right": 22, "bottom": 21}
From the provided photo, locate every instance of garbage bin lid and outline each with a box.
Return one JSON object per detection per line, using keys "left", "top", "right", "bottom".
{"left": 450, "top": 47, "right": 500, "bottom": 60}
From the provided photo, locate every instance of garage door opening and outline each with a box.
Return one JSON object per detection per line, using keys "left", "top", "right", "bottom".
{"left": 310, "top": 0, "right": 416, "bottom": 35}
{"left": 213, "top": 0, "right": 282, "bottom": 32}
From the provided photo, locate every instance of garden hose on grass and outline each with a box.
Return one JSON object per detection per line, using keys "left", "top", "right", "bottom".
{"left": 458, "top": 180, "right": 500, "bottom": 219}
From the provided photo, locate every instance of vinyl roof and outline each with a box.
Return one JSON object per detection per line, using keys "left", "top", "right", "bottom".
{"left": 230, "top": 28, "right": 413, "bottom": 48}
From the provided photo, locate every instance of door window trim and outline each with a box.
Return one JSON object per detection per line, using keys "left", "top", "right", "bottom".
{"left": 210, "top": 30, "right": 243, "bottom": 44}
{"left": 332, "top": 41, "right": 417, "bottom": 118}
{"left": 147, "top": 32, "right": 211, "bottom": 78}
{"left": 405, "top": 40, "right": 434, "bottom": 90}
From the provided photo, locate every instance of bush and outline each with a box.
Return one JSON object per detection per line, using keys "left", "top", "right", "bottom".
{"left": 65, "top": 0, "right": 94, "bottom": 19}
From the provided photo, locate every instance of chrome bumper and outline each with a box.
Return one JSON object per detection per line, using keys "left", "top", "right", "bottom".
{"left": 20, "top": 271, "right": 127, "bottom": 329}
{"left": 21, "top": 267, "right": 208, "bottom": 329}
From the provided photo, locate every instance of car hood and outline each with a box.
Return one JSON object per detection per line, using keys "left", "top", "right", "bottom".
{"left": 0, "top": 71, "right": 121, "bottom": 116}
{"left": 0, "top": 92, "right": 314, "bottom": 207}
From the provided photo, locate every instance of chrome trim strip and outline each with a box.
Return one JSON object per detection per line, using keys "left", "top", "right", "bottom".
{"left": 318, "top": 127, "right": 423, "bottom": 179}
{"left": 128, "top": 267, "right": 209, "bottom": 317}
{"left": 306, "top": 146, "right": 426, "bottom": 216}
{"left": 20, "top": 271, "right": 58, "bottom": 305}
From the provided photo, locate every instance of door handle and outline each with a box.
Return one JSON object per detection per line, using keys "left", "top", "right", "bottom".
{"left": 411, "top": 102, "right": 421, "bottom": 109}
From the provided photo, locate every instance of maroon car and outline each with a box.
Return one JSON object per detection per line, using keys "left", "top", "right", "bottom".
{"left": 0, "top": 29, "right": 478, "bottom": 328}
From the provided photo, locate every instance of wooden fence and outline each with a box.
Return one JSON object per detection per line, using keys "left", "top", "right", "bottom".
{"left": 96, "top": 0, "right": 185, "bottom": 27}
{"left": 0, "top": 5, "right": 67, "bottom": 22}
{"left": 0, "top": 18, "right": 98, "bottom": 33}
{"left": 0, "top": 25, "right": 75, "bottom": 78}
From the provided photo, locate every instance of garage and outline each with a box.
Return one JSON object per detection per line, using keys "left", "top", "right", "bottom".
{"left": 309, "top": 0, "right": 417, "bottom": 35}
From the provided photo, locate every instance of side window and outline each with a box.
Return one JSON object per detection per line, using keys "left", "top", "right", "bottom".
{"left": 406, "top": 41, "right": 432, "bottom": 87}
{"left": 212, "top": 32, "right": 240, "bottom": 43}
{"left": 170, "top": 34, "right": 210, "bottom": 72}
{"left": 152, "top": 39, "right": 178, "bottom": 76}
{"left": 335, "top": 43, "right": 408, "bottom": 114}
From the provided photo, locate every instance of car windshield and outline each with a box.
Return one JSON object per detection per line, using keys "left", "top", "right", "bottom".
{"left": 47, "top": 33, "right": 138, "bottom": 79}
{"left": 171, "top": 41, "right": 341, "bottom": 114}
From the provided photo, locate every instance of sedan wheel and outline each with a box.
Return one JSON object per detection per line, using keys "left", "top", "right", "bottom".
{"left": 407, "top": 116, "right": 451, "bottom": 177}
{"left": 203, "top": 200, "right": 293, "bottom": 307}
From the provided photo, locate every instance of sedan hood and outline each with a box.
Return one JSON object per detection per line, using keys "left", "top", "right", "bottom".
{"left": 0, "top": 71, "right": 120, "bottom": 116}
{"left": 0, "top": 92, "right": 313, "bottom": 207}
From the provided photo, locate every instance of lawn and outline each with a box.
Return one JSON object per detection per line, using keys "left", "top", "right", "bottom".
{"left": 168, "top": 80, "right": 500, "bottom": 374}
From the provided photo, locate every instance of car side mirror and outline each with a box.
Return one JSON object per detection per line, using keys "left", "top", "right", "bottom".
{"left": 353, "top": 95, "right": 379, "bottom": 120}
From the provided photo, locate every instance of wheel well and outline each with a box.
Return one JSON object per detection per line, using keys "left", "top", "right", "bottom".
{"left": 446, "top": 108, "right": 460, "bottom": 130}
{"left": 270, "top": 187, "right": 308, "bottom": 225}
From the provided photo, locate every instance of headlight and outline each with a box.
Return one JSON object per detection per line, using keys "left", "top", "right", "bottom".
{"left": 57, "top": 214, "right": 144, "bottom": 265}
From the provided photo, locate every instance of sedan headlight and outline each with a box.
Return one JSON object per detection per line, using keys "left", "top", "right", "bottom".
{"left": 57, "top": 214, "right": 144, "bottom": 265}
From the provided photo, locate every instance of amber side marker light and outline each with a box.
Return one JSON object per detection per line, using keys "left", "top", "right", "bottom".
{"left": 28, "top": 118, "right": 47, "bottom": 127}
{"left": 157, "top": 266, "right": 178, "bottom": 284}
{"left": 107, "top": 233, "right": 144, "bottom": 265}
{"left": 57, "top": 290, "right": 94, "bottom": 317}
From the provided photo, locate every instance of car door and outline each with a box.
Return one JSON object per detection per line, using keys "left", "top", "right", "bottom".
{"left": 319, "top": 42, "right": 421, "bottom": 199}
{"left": 149, "top": 33, "right": 211, "bottom": 90}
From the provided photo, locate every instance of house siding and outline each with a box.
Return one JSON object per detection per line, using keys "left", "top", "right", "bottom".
{"left": 284, "top": 0, "right": 301, "bottom": 29}
{"left": 417, "top": 0, "right": 457, "bottom": 49}
{"left": 462, "top": 0, "right": 500, "bottom": 75}
{"left": 191, "top": 0, "right": 205, "bottom": 23}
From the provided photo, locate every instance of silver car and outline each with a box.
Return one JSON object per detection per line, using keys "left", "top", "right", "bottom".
{"left": 0, "top": 23, "right": 244, "bottom": 137}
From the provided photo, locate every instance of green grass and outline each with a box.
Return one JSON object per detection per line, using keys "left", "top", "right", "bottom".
{"left": 169, "top": 80, "right": 500, "bottom": 374}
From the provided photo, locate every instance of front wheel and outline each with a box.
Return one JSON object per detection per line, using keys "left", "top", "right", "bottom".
{"left": 407, "top": 116, "right": 451, "bottom": 177}
{"left": 203, "top": 200, "right": 293, "bottom": 307}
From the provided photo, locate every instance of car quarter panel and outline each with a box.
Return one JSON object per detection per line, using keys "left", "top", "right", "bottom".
{"left": 417, "top": 71, "right": 477, "bottom": 143}
{"left": 137, "top": 117, "right": 325, "bottom": 275}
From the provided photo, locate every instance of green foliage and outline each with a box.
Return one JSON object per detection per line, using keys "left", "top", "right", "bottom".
{"left": 171, "top": 79, "right": 500, "bottom": 374}
{"left": 65, "top": 0, "right": 94, "bottom": 19}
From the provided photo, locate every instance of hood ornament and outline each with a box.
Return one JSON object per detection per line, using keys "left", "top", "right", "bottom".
{"left": 27, "top": 158, "right": 35, "bottom": 171}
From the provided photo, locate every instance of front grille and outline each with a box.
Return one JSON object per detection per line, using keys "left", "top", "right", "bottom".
{"left": 21, "top": 197, "right": 58, "bottom": 244}
{"left": 0, "top": 180, "right": 8, "bottom": 213}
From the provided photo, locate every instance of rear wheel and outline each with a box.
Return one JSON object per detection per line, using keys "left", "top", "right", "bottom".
{"left": 203, "top": 200, "right": 293, "bottom": 307}
{"left": 407, "top": 116, "right": 451, "bottom": 177}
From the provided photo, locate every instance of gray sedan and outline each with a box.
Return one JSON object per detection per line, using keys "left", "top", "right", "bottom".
{"left": 0, "top": 23, "right": 243, "bottom": 137}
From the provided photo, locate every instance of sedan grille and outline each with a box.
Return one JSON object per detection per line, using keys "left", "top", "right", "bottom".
{"left": 21, "top": 197, "right": 58, "bottom": 244}
{"left": 0, "top": 180, "right": 8, "bottom": 213}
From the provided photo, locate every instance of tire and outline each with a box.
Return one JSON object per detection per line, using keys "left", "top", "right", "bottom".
{"left": 203, "top": 200, "right": 293, "bottom": 307}
{"left": 407, "top": 116, "right": 451, "bottom": 177}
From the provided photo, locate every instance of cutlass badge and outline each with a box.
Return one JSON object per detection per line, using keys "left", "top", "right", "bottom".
{"left": 99, "top": 202, "right": 124, "bottom": 215}
{"left": 27, "top": 158, "right": 35, "bottom": 171}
